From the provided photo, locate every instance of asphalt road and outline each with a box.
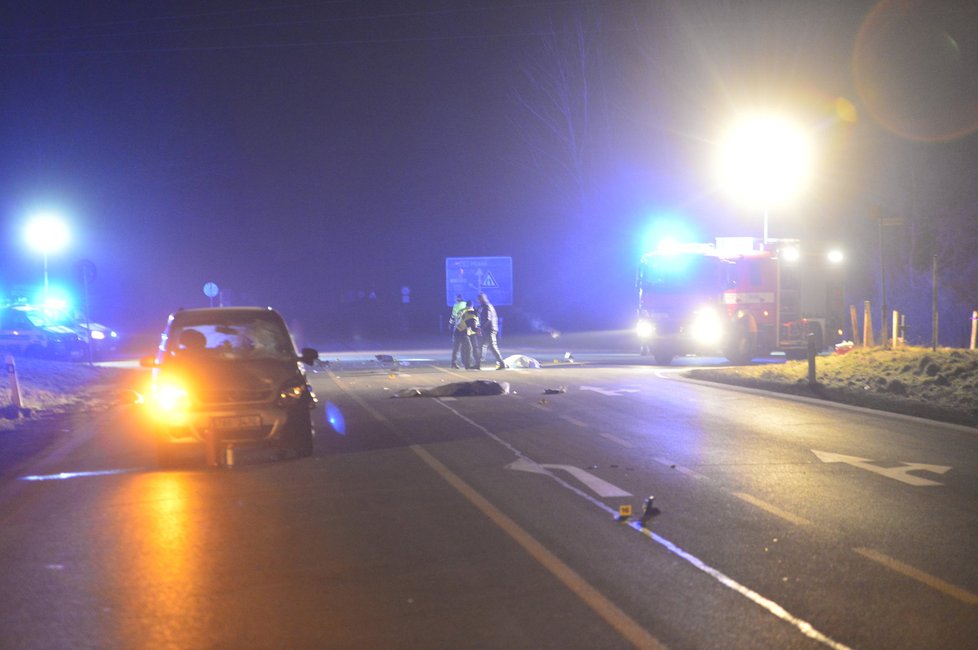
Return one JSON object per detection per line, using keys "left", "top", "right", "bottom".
{"left": 1, "top": 348, "right": 976, "bottom": 649}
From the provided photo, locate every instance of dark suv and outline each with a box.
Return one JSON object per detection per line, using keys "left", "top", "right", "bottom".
{"left": 141, "top": 307, "right": 319, "bottom": 467}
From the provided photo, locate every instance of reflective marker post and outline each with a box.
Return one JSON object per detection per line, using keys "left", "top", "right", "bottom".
{"left": 5, "top": 355, "right": 23, "bottom": 414}
{"left": 807, "top": 333, "right": 817, "bottom": 386}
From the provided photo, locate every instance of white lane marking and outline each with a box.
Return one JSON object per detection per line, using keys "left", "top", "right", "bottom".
{"left": 19, "top": 468, "right": 140, "bottom": 482}
{"left": 854, "top": 547, "right": 978, "bottom": 605}
{"left": 561, "top": 416, "right": 589, "bottom": 427}
{"left": 580, "top": 386, "right": 640, "bottom": 397}
{"left": 733, "top": 492, "right": 813, "bottom": 527}
{"left": 600, "top": 433, "right": 634, "bottom": 449}
{"left": 652, "top": 457, "right": 708, "bottom": 480}
{"left": 635, "top": 524, "right": 853, "bottom": 650}
{"left": 507, "top": 458, "right": 632, "bottom": 498}
{"left": 812, "top": 449, "right": 951, "bottom": 487}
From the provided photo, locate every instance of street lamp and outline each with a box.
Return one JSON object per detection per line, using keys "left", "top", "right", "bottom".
{"left": 24, "top": 213, "right": 70, "bottom": 303}
{"left": 715, "top": 113, "right": 814, "bottom": 243}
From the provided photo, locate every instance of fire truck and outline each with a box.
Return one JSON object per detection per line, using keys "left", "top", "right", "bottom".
{"left": 635, "top": 237, "right": 846, "bottom": 364}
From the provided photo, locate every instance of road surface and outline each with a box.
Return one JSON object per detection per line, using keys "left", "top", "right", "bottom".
{"left": 1, "top": 350, "right": 976, "bottom": 648}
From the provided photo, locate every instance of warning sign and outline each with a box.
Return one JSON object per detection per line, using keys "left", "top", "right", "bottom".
{"left": 481, "top": 271, "right": 498, "bottom": 288}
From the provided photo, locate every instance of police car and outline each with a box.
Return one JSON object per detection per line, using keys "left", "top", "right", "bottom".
{"left": 0, "top": 305, "right": 85, "bottom": 360}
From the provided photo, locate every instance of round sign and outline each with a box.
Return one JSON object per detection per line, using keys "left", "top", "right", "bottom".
{"left": 203, "top": 282, "right": 219, "bottom": 298}
{"left": 76, "top": 259, "right": 97, "bottom": 283}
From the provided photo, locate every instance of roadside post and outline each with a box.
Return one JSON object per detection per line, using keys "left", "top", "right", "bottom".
{"left": 5, "top": 355, "right": 24, "bottom": 417}
{"left": 807, "top": 333, "right": 817, "bottom": 386}
{"left": 970, "top": 310, "right": 976, "bottom": 350}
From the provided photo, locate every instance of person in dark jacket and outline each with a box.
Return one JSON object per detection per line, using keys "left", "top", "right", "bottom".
{"left": 477, "top": 293, "right": 506, "bottom": 369}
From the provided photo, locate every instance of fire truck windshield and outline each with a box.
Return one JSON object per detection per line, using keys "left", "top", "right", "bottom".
{"left": 639, "top": 253, "right": 720, "bottom": 294}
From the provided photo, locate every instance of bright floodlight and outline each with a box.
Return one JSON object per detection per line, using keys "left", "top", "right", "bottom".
{"left": 24, "top": 212, "right": 70, "bottom": 300}
{"left": 24, "top": 213, "right": 70, "bottom": 255}
{"left": 716, "top": 114, "right": 814, "bottom": 208}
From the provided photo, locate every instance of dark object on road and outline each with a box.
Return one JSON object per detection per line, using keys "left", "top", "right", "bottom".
{"left": 395, "top": 380, "right": 510, "bottom": 398}
{"left": 641, "top": 496, "right": 660, "bottom": 524}
{"left": 543, "top": 387, "right": 566, "bottom": 395}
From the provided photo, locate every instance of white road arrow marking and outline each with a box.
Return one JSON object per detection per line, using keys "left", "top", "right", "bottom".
{"left": 507, "top": 457, "right": 632, "bottom": 497}
{"left": 811, "top": 449, "right": 951, "bottom": 487}
{"left": 580, "top": 386, "right": 640, "bottom": 397}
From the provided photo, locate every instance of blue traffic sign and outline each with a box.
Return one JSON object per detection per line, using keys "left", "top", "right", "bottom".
{"left": 445, "top": 257, "right": 513, "bottom": 306}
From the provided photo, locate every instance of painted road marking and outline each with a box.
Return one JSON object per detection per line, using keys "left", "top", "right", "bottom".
{"left": 733, "top": 492, "right": 813, "bottom": 527}
{"left": 600, "top": 433, "right": 634, "bottom": 449}
{"left": 332, "top": 372, "right": 851, "bottom": 649}
{"left": 812, "top": 449, "right": 951, "bottom": 487}
{"left": 507, "top": 458, "right": 633, "bottom": 498}
{"left": 854, "top": 547, "right": 978, "bottom": 605}
{"left": 635, "top": 524, "right": 852, "bottom": 650}
{"left": 414, "top": 446, "right": 664, "bottom": 649}
{"left": 328, "top": 374, "right": 664, "bottom": 648}
{"left": 652, "top": 457, "right": 708, "bottom": 480}
{"left": 580, "top": 386, "right": 640, "bottom": 397}
{"left": 561, "top": 416, "right": 589, "bottom": 427}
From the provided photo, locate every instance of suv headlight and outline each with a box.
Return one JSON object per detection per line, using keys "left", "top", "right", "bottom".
{"left": 155, "top": 382, "right": 191, "bottom": 412}
{"left": 277, "top": 378, "right": 315, "bottom": 408}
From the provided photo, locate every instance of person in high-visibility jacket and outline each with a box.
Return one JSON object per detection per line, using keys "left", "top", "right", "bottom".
{"left": 449, "top": 294, "right": 466, "bottom": 329}
{"left": 451, "top": 302, "right": 480, "bottom": 369}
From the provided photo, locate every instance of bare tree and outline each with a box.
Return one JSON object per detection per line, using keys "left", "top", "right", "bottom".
{"left": 510, "top": 10, "right": 610, "bottom": 222}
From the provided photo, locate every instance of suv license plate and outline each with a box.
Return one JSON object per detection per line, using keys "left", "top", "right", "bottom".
{"left": 213, "top": 415, "right": 262, "bottom": 431}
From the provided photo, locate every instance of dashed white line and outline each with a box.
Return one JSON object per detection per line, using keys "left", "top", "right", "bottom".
{"left": 854, "top": 547, "right": 978, "bottom": 605}
{"left": 733, "top": 492, "right": 813, "bottom": 527}
{"left": 600, "top": 433, "right": 635, "bottom": 448}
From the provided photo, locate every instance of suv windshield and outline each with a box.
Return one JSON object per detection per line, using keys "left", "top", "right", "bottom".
{"left": 167, "top": 315, "right": 296, "bottom": 362}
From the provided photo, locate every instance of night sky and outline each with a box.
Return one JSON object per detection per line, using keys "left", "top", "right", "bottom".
{"left": 2, "top": 0, "right": 976, "bottom": 345}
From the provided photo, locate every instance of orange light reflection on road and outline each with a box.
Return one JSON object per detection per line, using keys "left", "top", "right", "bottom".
{"left": 114, "top": 472, "right": 208, "bottom": 649}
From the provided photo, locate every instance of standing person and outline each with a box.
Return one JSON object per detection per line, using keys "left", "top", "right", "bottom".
{"left": 452, "top": 301, "right": 480, "bottom": 369}
{"left": 462, "top": 302, "right": 481, "bottom": 369}
{"left": 448, "top": 294, "right": 467, "bottom": 367}
{"left": 449, "top": 294, "right": 466, "bottom": 330}
{"left": 477, "top": 292, "right": 506, "bottom": 369}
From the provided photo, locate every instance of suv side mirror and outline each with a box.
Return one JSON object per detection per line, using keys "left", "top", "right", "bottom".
{"left": 299, "top": 348, "right": 319, "bottom": 365}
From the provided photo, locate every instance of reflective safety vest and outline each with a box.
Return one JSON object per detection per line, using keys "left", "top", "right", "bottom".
{"left": 456, "top": 308, "right": 479, "bottom": 334}
{"left": 450, "top": 300, "right": 466, "bottom": 326}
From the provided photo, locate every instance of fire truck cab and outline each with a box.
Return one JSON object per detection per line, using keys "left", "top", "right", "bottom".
{"left": 636, "top": 237, "right": 845, "bottom": 364}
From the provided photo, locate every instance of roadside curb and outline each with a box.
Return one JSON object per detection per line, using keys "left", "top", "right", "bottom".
{"left": 674, "top": 372, "right": 978, "bottom": 435}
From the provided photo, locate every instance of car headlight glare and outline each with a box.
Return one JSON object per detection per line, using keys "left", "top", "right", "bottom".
{"left": 690, "top": 308, "right": 724, "bottom": 345}
{"left": 636, "top": 320, "right": 655, "bottom": 339}
{"left": 277, "top": 379, "right": 311, "bottom": 407}
{"left": 155, "top": 383, "right": 191, "bottom": 412}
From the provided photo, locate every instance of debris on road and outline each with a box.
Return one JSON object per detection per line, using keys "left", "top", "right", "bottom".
{"left": 503, "top": 354, "right": 541, "bottom": 369}
{"left": 395, "top": 380, "right": 511, "bottom": 398}
{"left": 543, "top": 387, "right": 566, "bottom": 395}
